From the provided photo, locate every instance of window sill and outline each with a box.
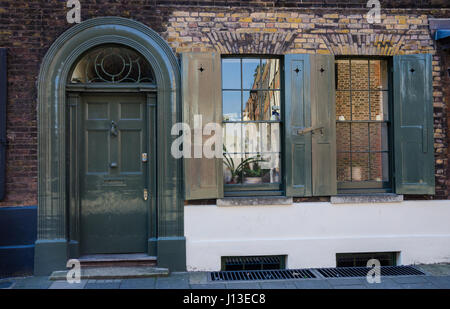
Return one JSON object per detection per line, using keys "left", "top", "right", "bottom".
{"left": 330, "top": 194, "right": 403, "bottom": 204}
{"left": 217, "top": 197, "right": 293, "bottom": 207}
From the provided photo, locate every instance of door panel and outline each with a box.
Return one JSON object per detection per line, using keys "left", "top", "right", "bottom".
{"left": 80, "top": 94, "right": 148, "bottom": 254}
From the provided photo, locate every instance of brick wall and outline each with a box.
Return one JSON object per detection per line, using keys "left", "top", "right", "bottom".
{"left": 0, "top": 1, "right": 449, "bottom": 205}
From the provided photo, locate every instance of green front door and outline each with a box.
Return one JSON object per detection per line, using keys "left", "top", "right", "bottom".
{"left": 80, "top": 94, "right": 148, "bottom": 254}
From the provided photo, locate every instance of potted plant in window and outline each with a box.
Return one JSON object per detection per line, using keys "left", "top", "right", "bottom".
{"left": 223, "top": 146, "right": 265, "bottom": 184}
{"left": 242, "top": 161, "right": 263, "bottom": 184}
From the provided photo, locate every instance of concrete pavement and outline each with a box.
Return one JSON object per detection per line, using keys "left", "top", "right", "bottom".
{"left": 1, "top": 264, "right": 450, "bottom": 289}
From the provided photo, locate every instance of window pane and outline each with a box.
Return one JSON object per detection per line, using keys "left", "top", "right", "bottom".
{"left": 337, "top": 153, "right": 351, "bottom": 182}
{"left": 351, "top": 59, "right": 369, "bottom": 89}
{"left": 369, "top": 123, "right": 389, "bottom": 152}
{"left": 241, "top": 153, "right": 264, "bottom": 184}
{"left": 243, "top": 123, "right": 260, "bottom": 153}
{"left": 351, "top": 153, "right": 369, "bottom": 181}
{"left": 351, "top": 91, "right": 370, "bottom": 120}
{"left": 222, "top": 57, "right": 283, "bottom": 191}
{"left": 243, "top": 90, "right": 260, "bottom": 121}
{"left": 242, "top": 59, "right": 260, "bottom": 90}
{"left": 261, "top": 91, "right": 281, "bottom": 121}
{"left": 369, "top": 152, "right": 389, "bottom": 181}
{"left": 223, "top": 123, "right": 242, "bottom": 153}
{"left": 336, "top": 91, "right": 351, "bottom": 121}
{"left": 223, "top": 91, "right": 241, "bottom": 121}
{"left": 336, "top": 60, "right": 350, "bottom": 90}
{"left": 222, "top": 58, "right": 241, "bottom": 89}
{"left": 370, "top": 60, "right": 388, "bottom": 90}
{"left": 351, "top": 123, "right": 369, "bottom": 152}
{"left": 261, "top": 59, "right": 281, "bottom": 89}
{"left": 260, "top": 153, "right": 281, "bottom": 184}
{"left": 336, "top": 123, "right": 350, "bottom": 152}
{"left": 260, "top": 123, "right": 280, "bottom": 153}
{"left": 223, "top": 155, "right": 243, "bottom": 184}
{"left": 370, "top": 91, "right": 389, "bottom": 121}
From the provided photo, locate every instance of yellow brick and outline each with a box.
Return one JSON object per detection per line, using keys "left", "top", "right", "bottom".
{"left": 317, "top": 49, "right": 331, "bottom": 54}
{"left": 395, "top": 24, "right": 409, "bottom": 30}
{"left": 275, "top": 13, "right": 290, "bottom": 18}
{"left": 287, "top": 18, "right": 302, "bottom": 23}
{"left": 398, "top": 17, "right": 406, "bottom": 25}
{"left": 324, "top": 14, "right": 339, "bottom": 19}
{"left": 239, "top": 17, "right": 252, "bottom": 23}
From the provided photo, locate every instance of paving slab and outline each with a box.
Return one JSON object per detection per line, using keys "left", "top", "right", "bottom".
{"left": 49, "top": 280, "right": 88, "bottom": 289}
{"left": 189, "top": 272, "right": 209, "bottom": 285}
{"left": 425, "top": 276, "right": 450, "bottom": 289}
{"left": 326, "top": 277, "right": 367, "bottom": 286}
{"left": 155, "top": 273, "right": 190, "bottom": 289}
{"left": 120, "top": 278, "right": 156, "bottom": 289}
{"left": 0, "top": 281, "right": 14, "bottom": 289}
{"left": 333, "top": 285, "right": 367, "bottom": 289}
{"left": 225, "top": 282, "right": 261, "bottom": 289}
{"left": 363, "top": 278, "right": 402, "bottom": 289}
{"left": 190, "top": 283, "right": 227, "bottom": 289}
{"left": 294, "top": 279, "right": 333, "bottom": 289}
{"left": 85, "top": 282, "right": 121, "bottom": 289}
{"left": 259, "top": 281, "right": 297, "bottom": 289}
{"left": 399, "top": 282, "right": 437, "bottom": 289}
{"left": 391, "top": 275, "right": 429, "bottom": 284}
{"left": 12, "top": 276, "right": 52, "bottom": 289}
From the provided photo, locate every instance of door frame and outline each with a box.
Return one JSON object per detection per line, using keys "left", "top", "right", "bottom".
{"left": 67, "top": 88, "right": 158, "bottom": 256}
{"left": 35, "top": 17, "right": 185, "bottom": 275}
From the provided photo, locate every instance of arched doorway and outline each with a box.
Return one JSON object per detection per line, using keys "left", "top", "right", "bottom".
{"left": 35, "top": 17, "right": 185, "bottom": 275}
{"left": 67, "top": 45, "right": 156, "bottom": 255}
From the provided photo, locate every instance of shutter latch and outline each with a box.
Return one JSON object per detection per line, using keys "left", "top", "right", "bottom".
{"left": 296, "top": 127, "right": 324, "bottom": 135}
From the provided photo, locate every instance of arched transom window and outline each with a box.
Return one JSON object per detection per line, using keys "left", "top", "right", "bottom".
{"left": 69, "top": 45, "right": 155, "bottom": 84}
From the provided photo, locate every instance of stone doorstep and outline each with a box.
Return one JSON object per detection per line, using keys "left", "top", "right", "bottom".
{"left": 49, "top": 266, "right": 169, "bottom": 281}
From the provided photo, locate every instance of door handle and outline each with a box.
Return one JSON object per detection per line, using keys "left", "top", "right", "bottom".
{"left": 110, "top": 121, "right": 118, "bottom": 136}
{"left": 143, "top": 189, "right": 148, "bottom": 201}
{"left": 110, "top": 162, "right": 118, "bottom": 168}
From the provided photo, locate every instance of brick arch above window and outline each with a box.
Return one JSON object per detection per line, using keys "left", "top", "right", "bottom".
{"left": 206, "top": 31, "right": 297, "bottom": 54}
{"left": 320, "top": 34, "right": 410, "bottom": 56}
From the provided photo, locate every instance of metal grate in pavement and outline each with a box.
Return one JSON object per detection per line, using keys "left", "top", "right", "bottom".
{"left": 210, "top": 266, "right": 425, "bottom": 282}
{"left": 210, "top": 269, "right": 315, "bottom": 282}
{"left": 317, "top": 266, "right": 425, "bottom": 278}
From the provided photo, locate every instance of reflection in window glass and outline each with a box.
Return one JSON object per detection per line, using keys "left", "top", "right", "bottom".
{"left": 335, "top": 58, "right": 390, "bottom": 188}
{"left": 222, "top": 58, "right": 241, "bottom": 89}
{"left": 242, "top": 59, "right": 260, "bottom": 90}
{"left": 222, "top": 57, "right": 282, "bottom": 189}
{"left": 223, "top": 91, "right": 241, "bottom": 121}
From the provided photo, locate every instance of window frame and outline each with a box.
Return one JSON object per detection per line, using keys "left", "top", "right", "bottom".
{"left": 335, "top": 56, "right": 395, "bottom": 194}
{"left": 221, "top": 55, "right": 285, "bottom": 197}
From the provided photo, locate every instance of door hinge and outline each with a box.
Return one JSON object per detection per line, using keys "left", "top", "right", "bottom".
{"left": 143, "top": 188, "right": 148, "bottom": 201}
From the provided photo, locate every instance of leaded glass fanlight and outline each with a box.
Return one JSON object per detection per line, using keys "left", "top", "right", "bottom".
{"left": 69, "top": 45, "right": 155, "bottom": 84}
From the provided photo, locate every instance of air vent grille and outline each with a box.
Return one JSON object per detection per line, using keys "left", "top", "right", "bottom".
{"left": 222, "top": 255, "right": 285, "bottom": 271}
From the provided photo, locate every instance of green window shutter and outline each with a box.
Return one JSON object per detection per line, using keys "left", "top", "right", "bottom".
{"left": 310, "top": 54, "right": 337, "bottom": 196}
{"left": 393, "top": 54, "right": 435, "bottom": 194}
{"left": 284, "top": 54, "right": 312, "bottom": 197}
{"left": 181, "top": 52, "right": 224, "bottom": 200}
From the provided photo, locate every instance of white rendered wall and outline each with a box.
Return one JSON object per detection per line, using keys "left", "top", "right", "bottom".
{"left": 185, "top": 200, "right": 450, "bottom": 271}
